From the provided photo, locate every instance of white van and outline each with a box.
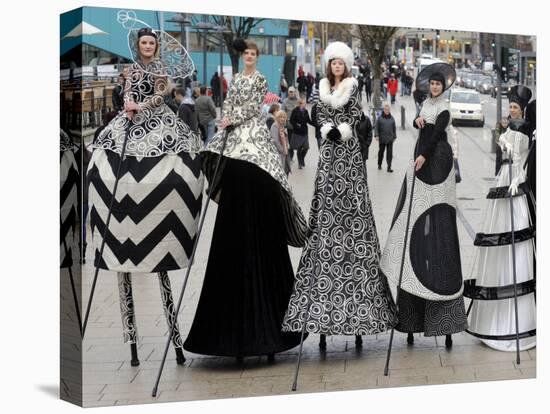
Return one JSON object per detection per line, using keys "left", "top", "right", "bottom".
{"left": 449, "top": 89, "right": 484, "bottom": 127}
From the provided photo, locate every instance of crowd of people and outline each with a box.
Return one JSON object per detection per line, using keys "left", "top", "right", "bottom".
{"left": 86, "top": 30, "right": 536, "bottom": 375}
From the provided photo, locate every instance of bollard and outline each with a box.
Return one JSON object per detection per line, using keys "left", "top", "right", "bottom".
{"left": 401, "top": 105, "right": 406, "bottom": 130}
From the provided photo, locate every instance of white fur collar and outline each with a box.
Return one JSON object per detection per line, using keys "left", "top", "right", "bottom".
{"left": 319, "top": 77, "right": 357, "bottom": 109}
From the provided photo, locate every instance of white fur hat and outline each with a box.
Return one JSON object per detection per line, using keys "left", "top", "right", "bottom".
{"left": 323, "top": 41, "right": 354, "bottom": 72}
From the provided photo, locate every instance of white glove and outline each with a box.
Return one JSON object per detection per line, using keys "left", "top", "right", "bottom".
{"left": 508, "top": 176, "right": 520, "bottom": 196}
{"left": 505, "top": 142, "right": 514, "bottom": 155}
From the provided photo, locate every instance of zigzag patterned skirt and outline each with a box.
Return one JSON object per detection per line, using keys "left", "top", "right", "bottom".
{"left": 87, "top": 149, "right": 203, "bottom": 273}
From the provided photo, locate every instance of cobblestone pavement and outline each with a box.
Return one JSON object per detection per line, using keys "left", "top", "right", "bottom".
{"left": 69, "top": 93, "right": 535, "bottom": 407}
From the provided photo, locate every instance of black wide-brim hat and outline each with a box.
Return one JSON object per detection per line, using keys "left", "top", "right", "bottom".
{"left": 415, "top": 62, "right": 456, "bottom": 93}
{"left": 508, "top": 85, "right": 532, "bottom": 111}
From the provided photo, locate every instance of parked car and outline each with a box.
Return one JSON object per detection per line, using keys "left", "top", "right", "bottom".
{"left": 449, "top": 89, "right": 484, "bottom": 127}
{"left": 476, "top": 76, "right": 494, "bottom": 94}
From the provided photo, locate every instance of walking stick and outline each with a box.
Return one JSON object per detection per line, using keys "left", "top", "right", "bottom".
{"left": 61, "top": 234, "right": 83, "bottom": 336}
{"left": 291, "top": 140, "right": 337, "bottom": 392}
{"left": 152, "top": 126, "right": 232, "bottom": 398}
{"left": 507, "top": 150, "right": 522, "bottom": 365}
{"left": 82, "top": 119, "right": 132, "bottom": 339}
{"left": 384, "top": 160, "right": 417, "bottom": 376}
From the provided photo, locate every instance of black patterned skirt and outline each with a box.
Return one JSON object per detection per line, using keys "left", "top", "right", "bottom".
{"left": 183, "top": 158, "right": 303, "bottom": 356}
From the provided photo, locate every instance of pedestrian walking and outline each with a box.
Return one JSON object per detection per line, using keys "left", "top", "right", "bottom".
{"left": 289, "top": 98, "right": 313, "bottom": 169}
{"left": 195, "top": 86, "right": 218, "bottom": 143}
{"left": 280, "top": 74, "right": 288, "bottom": 100}
{"left": 380, "top": 63, "right": 466, "bottom": 349}
{"left": 282, "top": 86, "right": 299, "bottom": 145}
{"left": 265, "top": 102, "right": 280, "bottom": 130}
{"left": 309, "top": 87, "right": 323, "bottom": 148}
{"left": 388, "top": 73, "right": 398, "bottom": 104}
{"left": 375, "top": 103, "right": 396, "bottom": 172}
{"left": 112, "top": 72, "right": 126, "bottom": 112}
{"left": 174, "top": 88, "right": 199, "bottom": 133}
{"left": 364, "top": 74, "right": 372, "bottom": 103}
{"left": 210, "top": 71, "right": 221, "bottom": 107}
{"left": 464, "top": 86, "right": 536, "bottom": 352}
{"left": 297, "top": 73, "right": 308, "bottom": 100}
{"left": 282, "top": 41, "right": 397, "bottom": 350}
{"left": 306, "top": 72, "right": 314, "bottom": 102}
{"left": 270, "top": 110, "right": 291, "bottom": 175}
{"left": 356, "top": 110, "right": 373, "bottom": 161}
{"left": 184, "top": 38, "right": 307, "bottom": 360}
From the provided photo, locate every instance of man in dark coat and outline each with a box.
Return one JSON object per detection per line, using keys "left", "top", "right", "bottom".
{"left": 375, "top": 103, "right": 397, "bottom": 172}
{"left": 357, "top": 111, "right": 373, "bottom": 161}
{"left": 210, "top": 72, "right": 221, "bottom": 107}
{"left": 174, "top": 88, "right": 199, "bottom": 134}
{"left": 289, "top": 99, "right": 314, "bottom": 169}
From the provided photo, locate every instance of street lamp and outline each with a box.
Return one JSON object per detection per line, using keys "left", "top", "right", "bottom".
{"left": 166, "top": 13, "right": 191, "bottom": 51}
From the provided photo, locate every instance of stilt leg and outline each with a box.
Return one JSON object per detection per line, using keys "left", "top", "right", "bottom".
{"left": 157, "top": 271, "right": 185, "bottom": 365}
{"left": 117, "top": 272, "right": 139, "bottom": 366}
{"left": 319, "top": 334, "right": 327, "bottom": 350}
{"left": 445, "top": 334, "right": 453, "bottom": 349}
{"left": 407, "top": 332, "right": 414, "bottom": 345}
{"left": 355, "top": 335, "right": 363, "bottom": 348}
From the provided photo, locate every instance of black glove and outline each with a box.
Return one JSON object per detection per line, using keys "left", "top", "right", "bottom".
{"left": 326, "top": 127, "right": 341, "bottom": 142}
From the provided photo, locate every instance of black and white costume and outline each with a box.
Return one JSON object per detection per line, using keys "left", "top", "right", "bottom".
{"left": 380, "top": 68, "right": 467, "bottom": 338}
{"left": 86, "top": 23, "right": 203, "bottom": 360}
{"left": 60, "top": 130, "right": 79, "bottom": 270}
{"left": 464, "top": 87, "right": 536, "bottom": 351}
{"left": 183, "top": 69, "right": 307, "bottom": 357}
{"left": 282, "top": 42, "right": 397, "bottom": 337}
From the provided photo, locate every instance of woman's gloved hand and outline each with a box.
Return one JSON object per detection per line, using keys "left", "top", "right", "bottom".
{"left": 326, "top": 127, "right": 342, "bottom": 142}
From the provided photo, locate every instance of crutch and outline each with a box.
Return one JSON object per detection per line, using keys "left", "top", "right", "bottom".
{"left": 82, "top": 119, "right": 132, "bottom": 338}
{"left": 384, "top": 160, "right": 418, "bottom": 376}
{"left": 291, "top": 140, "right": 337, "bottom": 392}
{"left": 152, "top": 126, "right": 233, "bottom": 397}
{"left": 506, "top": 149, "right": 522, "bottom": 365}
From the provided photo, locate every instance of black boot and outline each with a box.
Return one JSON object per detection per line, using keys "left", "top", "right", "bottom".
{"left": 378, "top": 164, "right": 382, "bottom": 170}
{"left": 355, "top": 335, "right": 363, "bottom": 348}
{"left": 445, "top": 334, "right": 453, "bottom": 349}
{"left": 130, "top": 343, "right": 140, "bottom": 366}
{"left": 407, "top": 332, "right": 414, "bottom": 345}
{"left": 175, "top": 347, "right": 185, "bottom": 365}
{"left": 387, "top": 166, "right": 394, "bottom": 173}
{"left": 319, "top": 334, "right": 327, "bottom": 350}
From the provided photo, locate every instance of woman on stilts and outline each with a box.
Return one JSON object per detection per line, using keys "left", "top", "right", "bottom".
{"left": 380, "top": 63, "right": 467, "bottom": 349}
{"left": 282, "top": 41, "right": 397, "bottom": 350}
{"left": 87, "top": 21, "right": 203, "bottom": 366}
{"left": 464, "top": 86, "right": 536, "bottom": 352}
{"left": 183, "top": 39, "right": 307, "bottom": 361}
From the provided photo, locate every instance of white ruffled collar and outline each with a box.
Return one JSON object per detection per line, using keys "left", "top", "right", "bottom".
{"left": 319, "top": 77, "right": 357, "bottom": 108}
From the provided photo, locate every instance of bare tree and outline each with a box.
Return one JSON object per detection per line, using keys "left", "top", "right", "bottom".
{"left": 353, "top": 25, "right": 399, "bottom": 110}
{"left": 192, "top": 15, "right": 266, "bottom": 74}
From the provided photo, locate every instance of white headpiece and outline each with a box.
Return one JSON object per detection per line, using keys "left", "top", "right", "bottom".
{"left": 323, "top": 41, "right": 354, "bottom": 72}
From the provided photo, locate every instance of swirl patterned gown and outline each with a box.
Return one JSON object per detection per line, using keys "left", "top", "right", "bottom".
{"left": 380, "top": 93, "right": 467, "bottom": 336}
{"left": 464, "top": 122, "right": 536, "bottom": 351}
{"left": 282, "top": 77, "right": 397, "bottom": 336}
{"left": 87, "top": 59, "right": 204, "bottom": 273}
{"left": 183, "top": 71, "right": 306, "bottom": 357}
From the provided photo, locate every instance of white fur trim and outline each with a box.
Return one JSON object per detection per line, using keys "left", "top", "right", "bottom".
{"left": 337, "top": 123, "right": 353, "bottom": 142}
{"left": 324, "top": 41, "right": 354, "bottom": 72}
{"left": 319, "top": 77, "right": 357, "bottom": 109}
{"left": 320, "top": 123, "right": 334, "bottom": 140}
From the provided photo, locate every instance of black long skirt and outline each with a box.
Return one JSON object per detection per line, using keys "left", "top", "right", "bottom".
{"left": 184, "top": 158, "right": 303, "bottom": 356}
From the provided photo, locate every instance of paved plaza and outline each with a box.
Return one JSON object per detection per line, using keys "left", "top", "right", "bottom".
{"left": 63, "top": 93, "right": 536, "bottom": 407}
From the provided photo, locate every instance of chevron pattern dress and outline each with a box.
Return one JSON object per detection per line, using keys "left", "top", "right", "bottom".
{"left": 88, "top": 59, "right": 204, "bottom": 273}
